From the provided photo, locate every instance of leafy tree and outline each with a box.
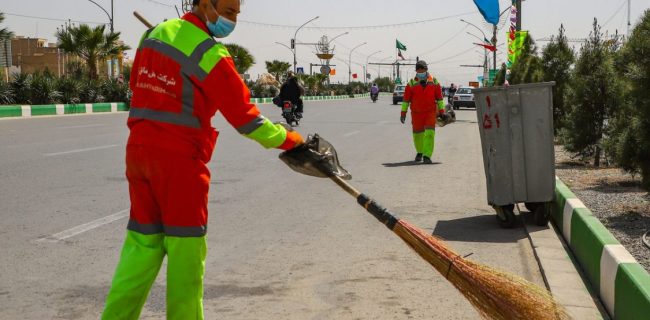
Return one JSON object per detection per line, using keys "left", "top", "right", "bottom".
{"left": 561, "top": 18, "right": 622, "bottom": 167}
{"left": 508, "top": 33, "right": 544, "bottom": 84}
{"left": 10, "top": 73, "right": 32, "bottom": 104}
{"left": 0, "top": 12, "right": 14, "bottom": 41}
{"left": 541, "top": 24, "right": 575, "bottom": 133}
{"left": 265, "top": 60, "right": 291, "bottom": 81}
{"left": 0, "top": 78, "right": 13, "bottom": 104}
{"left": 56, "top": 24, "right": 130, "bottom": 79}
{"left": 606, "top": 9, "right": 650, "bottom": 188}
{"left": 224, "top": 43, "right": 255, "bottom": 74}
{"left": 30, "top": 72, "right": 61, "bottom": 104}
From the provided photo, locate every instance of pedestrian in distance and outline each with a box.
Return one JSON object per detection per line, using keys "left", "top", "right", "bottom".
{"left": 399, "top": 60, "right": 446, "bottom": 164}
{"left": 102, "top": 0, "right": 305, "bottom": 319}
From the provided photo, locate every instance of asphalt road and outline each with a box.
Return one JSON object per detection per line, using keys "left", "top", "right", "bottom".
{"left": 0, "top": 97, "right": 545, "bottom": 319}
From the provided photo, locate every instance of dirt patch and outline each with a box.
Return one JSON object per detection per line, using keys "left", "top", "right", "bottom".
{"left": 555, "top": 147, "right": 650, "bottom": 272}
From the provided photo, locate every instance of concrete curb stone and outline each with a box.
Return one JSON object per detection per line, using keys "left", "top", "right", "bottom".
{"left": 552, "top": 177, "right": 650, "bottom": 319}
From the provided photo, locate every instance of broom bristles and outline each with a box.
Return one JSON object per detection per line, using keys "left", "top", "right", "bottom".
{"left": 393, "top": 220, "right": 570, "bottom": 320}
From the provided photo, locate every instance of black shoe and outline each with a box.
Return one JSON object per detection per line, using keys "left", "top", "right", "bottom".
{"left": 415, "top": 153, "right": 423, "bottom": 162}
{"left": 422, "top": 156, "right": 433, "bottom": 164}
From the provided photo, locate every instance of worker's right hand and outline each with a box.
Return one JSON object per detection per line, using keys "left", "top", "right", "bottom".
{"left": 400, "top": 112, "right": 407, "bottom": 124}
{"left": 276, "top": 122, "right": 304, "bottom": 150}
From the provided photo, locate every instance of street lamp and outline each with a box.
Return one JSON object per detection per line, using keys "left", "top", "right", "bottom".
{"left": 292, "top": 16, "right": 319, "bottom": 73}
{"left": 348, "top": 42, "right": 366, "bottom": 84}
{"left": 275, "top": 41, "right": 293, "bottom": 61}
{"left": 364, "top": 50, "right": 382, "bottom": 84}
{"left": 327, "top": 31, "right": 349, "bottom": 45}
{"left": 87, "top": 0, "right": 114, "bottom": 33}
{"left": 378, "top": 55, "right": 393, "bottom": 79}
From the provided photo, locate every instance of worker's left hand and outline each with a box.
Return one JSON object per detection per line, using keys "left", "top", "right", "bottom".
{"left": 400, "top": 112, "right": 407, "bottom": 124}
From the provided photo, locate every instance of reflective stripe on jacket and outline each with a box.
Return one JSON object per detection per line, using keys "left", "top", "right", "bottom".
{"left": 401, "top": 76, "right": 445, "bottom": 113}
{"left": 128, "top": 13, "right": 297, "bottom": 163}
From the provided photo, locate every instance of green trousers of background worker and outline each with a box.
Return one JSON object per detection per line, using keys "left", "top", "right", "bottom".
{"left": 410, "top": 112, "right": 437, "bottom": 158}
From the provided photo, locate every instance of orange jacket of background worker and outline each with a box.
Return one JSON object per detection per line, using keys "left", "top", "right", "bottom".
{"left": 400, "top": 60, "right": 445, "bottom": 164}
{"left": 102, "top": 1, "right": 304, "bottom": 319}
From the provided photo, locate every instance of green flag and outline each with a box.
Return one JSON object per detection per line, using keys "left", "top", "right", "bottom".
{"left": 396, "top": 39, "right": 407, "bottom": 51}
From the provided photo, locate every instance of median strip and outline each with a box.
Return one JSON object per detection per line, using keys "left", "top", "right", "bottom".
{"left": 552, "top": 177, "right": 650, "bottom": 319}
{"left": 0, "top": 102, "right": 129, "bottom": 119}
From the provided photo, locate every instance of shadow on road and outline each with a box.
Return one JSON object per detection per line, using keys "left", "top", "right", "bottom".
{"left": 432, "top": 214, "right": 527, "bottom": 243}
{"left": 382, "top": 161, "right": 441, "bottom": 167}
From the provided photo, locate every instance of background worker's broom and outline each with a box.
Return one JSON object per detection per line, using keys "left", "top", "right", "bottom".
{"left": 280, "top": 134, "right": 569, "bottom": 320}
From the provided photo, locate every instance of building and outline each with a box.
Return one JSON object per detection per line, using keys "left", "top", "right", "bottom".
{"left": 10, "top": 36, "right": 66, "bottom": 76}
{"left": 9, "top": 36, "right": 126, "bottom": 78}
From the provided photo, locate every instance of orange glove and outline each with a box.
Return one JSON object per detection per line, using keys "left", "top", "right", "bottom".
{"left": 279, "top": 130, "right": 304, "bottom": 150}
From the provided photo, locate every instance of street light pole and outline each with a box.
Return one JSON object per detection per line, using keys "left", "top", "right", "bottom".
{"left": 292, "top": 16, "right": 319, "bottom": 73}
{"left": 87, "top": 0, "right": 114, "bottom": 33}
{"left": 327, "top": 31, "right": 349, "bottom": 45}
{"left": 378, "top": 55, "right": 392, "bottom": 79}
{"left": 364, "top": 50, "right": 382, "bottom": 84}
{"left": 348, "top": 42, "right": 366, "bottom": 84}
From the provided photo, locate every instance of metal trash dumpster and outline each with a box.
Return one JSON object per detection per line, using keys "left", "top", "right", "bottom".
{"left": 473, "top": 82, "right": 556, "bottom": 228}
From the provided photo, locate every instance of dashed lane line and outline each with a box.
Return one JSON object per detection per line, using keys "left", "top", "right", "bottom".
{"left": 36, "top": 209, "right": 129, "bottom": 243}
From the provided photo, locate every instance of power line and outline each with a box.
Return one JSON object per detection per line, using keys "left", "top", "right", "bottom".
{"left": 138, "top": 0, "right": 175, "bottom": 8}
{"left": 239, "top": 11, "right": 477, "bottom": 30}
{"left": 4, "top": 12, "right": 106, "bottom": 25}
{"left": 602, "top": 0, "right": 627, "bottom": 28}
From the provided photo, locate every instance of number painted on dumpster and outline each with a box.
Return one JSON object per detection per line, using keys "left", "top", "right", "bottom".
{"left": 483, "top": 113, "right": 501, "bottom": 130}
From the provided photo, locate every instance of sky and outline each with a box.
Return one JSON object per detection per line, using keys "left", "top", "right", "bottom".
{"left": 3, "top": 0, "right": 649, "bottom": 85}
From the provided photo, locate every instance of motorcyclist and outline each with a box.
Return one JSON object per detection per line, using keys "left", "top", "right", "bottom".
{"left": 370, "top": 83, "right": 379, "bottom": 100}
{"left": 447, "top": 83, "right": 457, "bottom": 104}
{"left": 279, "top": 71, "right": 305, "bottom": 118}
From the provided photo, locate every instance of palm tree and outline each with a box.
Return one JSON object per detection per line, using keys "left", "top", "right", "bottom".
{"left": 224, "top": 43, "right": 255, "bottom": 74}
{"left": 0, "top": 12, "right": 14, "bottom": 41}
{"left": 265, "top": 60, "right": 291, "bottom": 81}
{"left": 56, "top": 24, "right": 130, "bottom": 79}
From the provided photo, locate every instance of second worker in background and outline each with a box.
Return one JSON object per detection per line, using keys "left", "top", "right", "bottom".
{"left": 400, "top": 60, "right": 445, "bottom": 164}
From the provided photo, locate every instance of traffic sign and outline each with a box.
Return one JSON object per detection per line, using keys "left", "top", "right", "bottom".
{"left": 296, "top": 67, "right": 304, "bottom": 74}
{"left": 320, "top": 65, "right": 331, "bottom": 75}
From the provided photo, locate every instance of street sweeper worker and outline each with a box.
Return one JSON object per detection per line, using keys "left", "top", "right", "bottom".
{"left": 102, "top": 0, "right": 304, "bottom": 319}
{"left": 399, "top": 60, "right": 445, "bottom": 164}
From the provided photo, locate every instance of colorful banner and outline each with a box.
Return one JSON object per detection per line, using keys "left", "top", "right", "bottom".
{"left": 507, "top": 30, "right": 528, "bottom": 65}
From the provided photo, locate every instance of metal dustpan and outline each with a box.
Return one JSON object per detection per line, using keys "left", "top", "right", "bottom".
{"left": 279, "top": 134, "right": 351, "bottom": 180}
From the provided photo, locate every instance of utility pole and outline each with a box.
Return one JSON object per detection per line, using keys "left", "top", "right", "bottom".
{"left": 627, "top": 0, "right": 632, "bottom": 37}
{"left": 292, "top": 16, "right": 319, "bottom": 73}
{"left": 516, "top": 0, "right": 522, "bottom": 31}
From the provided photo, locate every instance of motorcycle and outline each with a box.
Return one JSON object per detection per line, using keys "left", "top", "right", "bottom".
{"left": 281, "top": 100, "right": 300, "bottom": 127}
{"left": 370, "top": 92, "right": 378, "bottom": 103}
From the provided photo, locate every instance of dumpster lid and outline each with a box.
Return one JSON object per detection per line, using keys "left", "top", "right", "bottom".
{"left": 471, "top": 81, "right": 555, "bottom": 93}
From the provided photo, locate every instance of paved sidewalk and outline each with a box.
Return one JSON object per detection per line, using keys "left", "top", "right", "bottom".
{"left": 522, "top": 211, "right": 609, "bottom": 319}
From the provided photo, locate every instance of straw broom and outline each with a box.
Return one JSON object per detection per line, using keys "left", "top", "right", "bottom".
{"left": 329, "top": 175, "right": 569, "bottom": 320}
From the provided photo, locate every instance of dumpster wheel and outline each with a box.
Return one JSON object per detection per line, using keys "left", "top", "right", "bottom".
{"left": 525, "top": 202, "right": 551, "bottom": 226}
{"left": 494, "top": 204, "right": 516, "bottom": 228}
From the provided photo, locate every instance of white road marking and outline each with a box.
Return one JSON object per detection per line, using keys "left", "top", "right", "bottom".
{"left": 58, "top": 124, "right": 105, "bottom": 129}
{"left": 37, "top": 209, "right": 129, "bottom": 243}
{"left": 343, "top": 130, "right": 360, "bottom": 137}
{"left": 44, "top": 144, "right": 119, "bottom": 157}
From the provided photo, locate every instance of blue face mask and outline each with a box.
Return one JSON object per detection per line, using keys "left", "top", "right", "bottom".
{"left": 416, "top": 72, "right": 428, "bottom": 81}
{"left": 207, "top": 15, "right": 236, "bottom": 38}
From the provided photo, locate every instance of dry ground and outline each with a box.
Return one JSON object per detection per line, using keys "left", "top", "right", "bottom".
{"left": 555, "top": 146, "right": 650, "bottom": 272}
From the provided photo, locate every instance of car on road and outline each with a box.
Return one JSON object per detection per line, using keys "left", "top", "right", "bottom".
{"left": 452, "top": 87, "right": 475, "bottom": 109}
{"left": 392, "top": 85, "right": 407, "bottom": 105}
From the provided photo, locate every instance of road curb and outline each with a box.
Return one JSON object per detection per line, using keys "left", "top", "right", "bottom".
{"left": 250, "top": 93, "right": 371, "bottom": 104}
{"left": 0, "top": 94, "right": 375, "bottom": 119}
{"left": 552, "top": 177, "right": 650, "bottom": 319}
{"left": 0, "top": 102, "right": 128, "bottom": 118}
